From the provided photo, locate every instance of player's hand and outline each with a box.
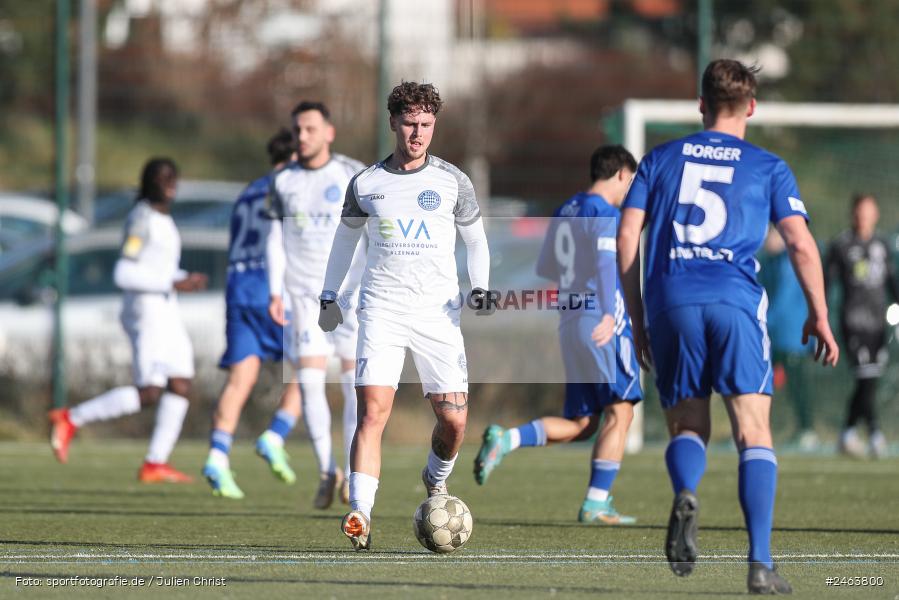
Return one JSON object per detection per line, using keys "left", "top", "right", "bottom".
{"left": 802, "top": 316, "right": 839, "bottom": 367}
{"left": 632, "top": 321, "right": 653, "bottom": 371}
{"left": 468, "top": 287, "right": 495, "bottom": 316}
{"left": 269, "top": 295, "right": 287, "bottom": 326}
{"left": 319, "top": 292, "right": 344, "bottom": 332}
{"left": 591, "top": 314, "right": 615, "bottom": 347}
{"left": 174, "top": 272, "right": 207, "bottom": 292}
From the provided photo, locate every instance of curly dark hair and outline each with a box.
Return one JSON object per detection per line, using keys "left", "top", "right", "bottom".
{"left": 387, "top": 81, "right": 443, "bottom": 116}
{"left": 137, "top": 157, "right": 178, "bottom": 204}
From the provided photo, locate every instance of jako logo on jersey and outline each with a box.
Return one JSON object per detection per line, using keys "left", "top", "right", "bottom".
{"left": 324, "top": 184, "right": 342, "bottom": 203}
{"left": 378, "top": 218, "right": 431, "bottom": 240}
{"left": 417, "top": 190, "right": 441, "bottom": 211}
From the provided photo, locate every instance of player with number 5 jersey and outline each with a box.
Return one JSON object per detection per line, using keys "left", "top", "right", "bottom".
{"left": 618, "top": 59, "right": 838, "bottom": 594}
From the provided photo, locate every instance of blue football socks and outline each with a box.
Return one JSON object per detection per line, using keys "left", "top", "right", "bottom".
{"left": 665, "top": 433, "right": 707, "bottom": 494}
{"left": 739, "top": 447, "right": 778, "bottom": 569}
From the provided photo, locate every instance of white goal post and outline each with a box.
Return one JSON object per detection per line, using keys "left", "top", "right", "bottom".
{"left": 621, "top": 99, "right": 899, "bottom": 454}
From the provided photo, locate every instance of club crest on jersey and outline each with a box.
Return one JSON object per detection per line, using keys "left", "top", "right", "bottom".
{"left": 418, "top": 190, "right": 441, "bottom": 211}
{"left": 325, "top": 184, "right": 342, "bottom": 203}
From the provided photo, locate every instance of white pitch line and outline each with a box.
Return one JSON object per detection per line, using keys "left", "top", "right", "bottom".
{"left": 2, "top": 552, "right": 898, "bottom": 561}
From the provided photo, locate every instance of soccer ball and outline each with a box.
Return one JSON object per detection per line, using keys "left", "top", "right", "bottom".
{"left": 413, "top": 495, "right": 473, "bottom": 554}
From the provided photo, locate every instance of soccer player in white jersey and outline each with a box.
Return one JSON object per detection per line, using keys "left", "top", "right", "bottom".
{"left": 266, "top": 101, "right": 366, "bottom": 509}
{"left": 319, "top": 82, "right": 490, "bottom": 551}
{"left": 49, "top": 158, "right": 207, "bottom": 483}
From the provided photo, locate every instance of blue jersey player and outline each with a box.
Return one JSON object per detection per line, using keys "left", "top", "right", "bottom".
{"left": 202, "top": 129, "right": 304, "bottom": 499}
{"left": 474, "top": 145, "right": 642, "bottom": 525}
{"left": 618, "top": 60, "right": 838, "bottom": 594}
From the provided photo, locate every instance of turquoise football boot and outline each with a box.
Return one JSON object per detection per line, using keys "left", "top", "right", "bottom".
{"left": 202, "top": 459, "right": 245, "bottom": 499}
{"left": 473, "top": 425, "right": 509, "bottom": 485}
{"left": 256, "top": 431, "right": 297, "bottom": 484}
{"left": 578, "top": 497, "right": 637, "bottom": 525}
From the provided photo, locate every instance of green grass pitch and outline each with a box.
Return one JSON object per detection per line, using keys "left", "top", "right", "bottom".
{"left": 1, "top": 440, "right": 897, "bottom": 598}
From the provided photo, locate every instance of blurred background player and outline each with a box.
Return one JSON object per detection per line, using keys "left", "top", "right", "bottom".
{"left": 758, "top": 227, "right": 818, "bottom": 451}
{"left": 319, "top": 81, "right": 490, "bottom": 551}
{"left": 825, "top": 193, "right": 899, "bottom": 458}
{"left": 474, "top": 145, "right": 642, "bottom": 525}
{"left": 49, "top": 158, "right": 207, "bottom": 482}
{"left": 618, "top": 59, "right": 838, "bottom": 594}
{"left": 266, "top": 101, "right": 366, "bottom": 509}
{"left": 202, "top": 128, "right": 303, "bottom": 499}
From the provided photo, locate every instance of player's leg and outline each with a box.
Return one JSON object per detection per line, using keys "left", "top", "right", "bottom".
{"left": 724, "top": 393, "right": 789, "bottom": 593}
{"left": 474, "top": 399, "right": 596, "bottom": 485}
{"left": 341, "top": 311, "right": 407, "bottom": 550}
{"left": 49, "top": 385, "right": 143, "bottom": 463}
{"left": 248, "top": 304, "right": 301, "bottom": 484}
{"left": 840, "top": 332, "right": 869, "bottom": 457}
{"left": 410, "top": 310, "right": 470, "bottom": 496}
{"left": 139, "top": 378, "right": 192, "bottom": 483}
{"left": 650, "top": 305, "right": 712, "bottom": 577}
{"left": 423, "top": 391, "right": 467, "bottom": 496}
{"left": 343, "top": 384, "right": 396, "bottom": 550}
{"left": 339, "top": 357, "right": 357, "bottom": 504}
{"left": 203, "top": 354, "right": 261, "bottom": 498}
{"left": 711, "top": 301, "right": 791, "bottom": 594}
{"left": 844, "top": 332, "right": 887, "bottom": 458}
{"left": 49, "top": 304, "right": 156, "bottom": 463}
{"left": 140, "top": 304, "right": 194, "bottom": 484}
{"left": 579, "top": 399, "right": 637, "bottom": 525}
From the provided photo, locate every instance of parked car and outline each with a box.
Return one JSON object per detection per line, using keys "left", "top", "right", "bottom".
{"left": 0, "top": 227, "right": 229, "bottom": 391}
{"left": 94, "top": 180, "right": 246, "bottom": 228}
{"left": 0, "top": 192, "right": 89, "bottom": 255}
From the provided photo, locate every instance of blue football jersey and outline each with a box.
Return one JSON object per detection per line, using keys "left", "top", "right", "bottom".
{"left": 537, "top": 192, "right": 622, "bottom": 326}
{"left": 226, "top": 173, "right": 274, "bottom": 307}
{"left": 622, "top": 130, "right": 808, "bottom": 320}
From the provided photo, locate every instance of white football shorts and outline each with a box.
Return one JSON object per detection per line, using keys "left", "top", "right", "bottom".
{"left": 288, "top": 291, "right": 358, "bottom": 360}
{"left": 354, "top": 306, "right": 469, "bottom": 396}
{"left": 120, "top": 292, "right": 194, "bottom": 388}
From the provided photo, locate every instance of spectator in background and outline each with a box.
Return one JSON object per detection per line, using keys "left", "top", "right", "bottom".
{"left": 758, "top": 227, "right": 818, "bottom": 451}
{"left": 825, "top": 193, "right": 899, "bottom": 459}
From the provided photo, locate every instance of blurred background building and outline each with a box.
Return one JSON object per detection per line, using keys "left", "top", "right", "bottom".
{"left": 0, "top": 0, "right": 897, "bottom": 446}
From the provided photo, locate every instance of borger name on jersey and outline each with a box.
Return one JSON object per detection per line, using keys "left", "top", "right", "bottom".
{"left": 342, "top": 155, "right": 480, "bottom": 312}
{"left": 268, "top": 154, "right": 365, "bottom": 296}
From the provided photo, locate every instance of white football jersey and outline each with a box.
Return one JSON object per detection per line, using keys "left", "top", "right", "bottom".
{"left": 269, "top": 154, "right": 365, "bottom": 297}
{"left": 113, "top": 200, "right": 185, "bottom": 294}
{"left": 342, "top": 155, "right": 481, "bottom": 312}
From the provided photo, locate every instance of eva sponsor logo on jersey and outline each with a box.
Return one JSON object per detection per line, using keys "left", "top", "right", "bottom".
{"left": 378, "top": 218, "right": 432, "bottom": 240}
{"left": 291, "top": 211, "right": 336, "bottom": 230}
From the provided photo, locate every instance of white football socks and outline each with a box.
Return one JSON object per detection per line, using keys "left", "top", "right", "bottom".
{"left": 426, "top": 449, "right": 458, "bottom": 485}
{"left": 300, "top": 368, "right": 336, "bottom": 475}
{"left": 349, "top": 471, "right": 379, "bottom": 519}
{"left": 145, "top": 393, "right": 189, "bottom": 464}
{"left": 341, "top": 369, "right": 357, "bottom": 476}
{"left": 69, "top": 386, "right": 141, "bottom": 427}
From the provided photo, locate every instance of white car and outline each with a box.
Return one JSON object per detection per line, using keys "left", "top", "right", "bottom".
{"left": 0, "top": 192, "right": 89, "bottom": 254}
{"left": 0, "top": 228, "right": 229, "bottom": 394}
